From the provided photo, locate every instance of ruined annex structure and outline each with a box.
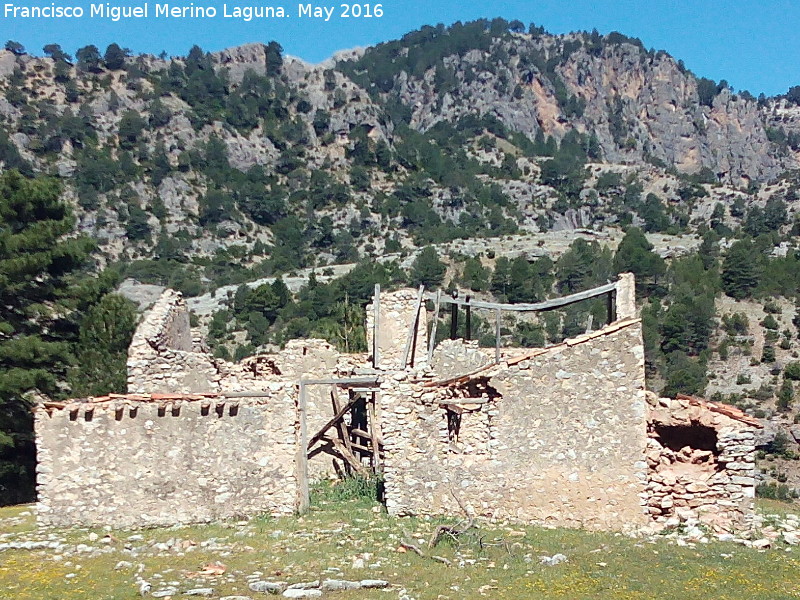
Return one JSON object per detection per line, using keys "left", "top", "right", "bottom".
{"left": 35, "top": 274, "right": 761, "bottom": 533}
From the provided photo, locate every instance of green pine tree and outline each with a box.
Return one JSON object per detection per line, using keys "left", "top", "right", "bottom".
{"left": 68, "top": 294, "right": 138, "bottom": 398}
{"left": 721, "top": 239, "right": 760, "bottom": 299}
{"left": 0, "top": 171, "right": 93, "bottom": 504}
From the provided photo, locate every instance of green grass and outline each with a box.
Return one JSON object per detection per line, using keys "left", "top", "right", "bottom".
{"left": 0, "top": 500, "right": 798, "bottom": 599}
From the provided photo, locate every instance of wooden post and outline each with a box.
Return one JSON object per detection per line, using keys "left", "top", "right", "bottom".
{"left": 368, "top": 391, "right": 381, "bottom": 471}
{"left": 450, "top": 291, "right": 458, "bottom": 339}
{"left": 401, "top": 285, "right": 425, "bottom": 368}
{"left": 373, "top": 284, "right": 381, "bottom": 368}
{"left": 330, "top": 387, "right": 353, "bottom": 472}
{"left": 607, "top": 289, "right": 616, "bottom": 324}
{"left": 495, "top": 308, "right": 501, "bottom": 363}
{"left": 297, "top": 383, "right": 310, "bottom": 514}
{"left": 465, "top": 295, "right": 472, "bottom": 341}
{"left": 427, "top": 290, "right": 441, "bottom": 363}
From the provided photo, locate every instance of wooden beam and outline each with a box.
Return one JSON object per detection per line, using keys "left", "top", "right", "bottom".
{"left": 401, "top": 285, "right": 425, "bottom": 368}
{"left": 428, "top": 289, "right": 441, "bottom": 363}
{"left": 347, "top": 439, "right": 373, "bottom": 453}
{"left": 296, "top": 383, "right": 310, "bottom": 514}
{"left": 307, "top": 394, "right": 361, "bottom": 449}
{"left": 373, "top": 283, "right": 381, "bottom": 368}
{"left": 465, "top": 295, "right": 472, "bottom": 341}
{"left": 368, "top": 391, "right": 382, "bottom": 471}
{"left": 428, "top": 281, "right": 618, "bottom": 313}
{"left": 299, "top": 376, "right": 379, "bottom": 386}
{"left": 324, "top": 435, "right": 368, "bottom": 474}
{"left": 330, "top": 387, "right": 353, "bottom": 464}
{"left": 494, "top": 308, "right": 501, "bottom": 363}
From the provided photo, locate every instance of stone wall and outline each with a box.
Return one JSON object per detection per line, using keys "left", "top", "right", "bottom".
{"left": 380, "top": 319, "right": 651, "bottom": 532}
{"left": 645, "top": 394, "right": 759, "bottom": 532}
{"left": 127, "top": 290, "right": 367, "bottom": 478}
{"left": 366, "top": 288, "right": 428, "bottom": 370}
{"left": 35, "top": 389, "right": 298, "bottom": 528}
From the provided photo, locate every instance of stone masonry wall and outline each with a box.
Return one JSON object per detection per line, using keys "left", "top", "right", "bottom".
{"left": 35, "top": 388, "right": 298, "bottom": 528}
{"left": 127, "top": 290, "right": 353, "bottom": 477}
{"left": 366, "top": 288, "right": 428, "bottom": 371}
{"left": 380, "top": 320, "right": 650, "bottom": 532}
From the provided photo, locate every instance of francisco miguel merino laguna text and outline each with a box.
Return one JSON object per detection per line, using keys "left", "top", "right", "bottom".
{"left": 2, "top": 3, "right": 376, "bottom": 21}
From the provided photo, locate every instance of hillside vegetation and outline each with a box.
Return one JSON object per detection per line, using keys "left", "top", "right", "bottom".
{"left": 1, "top": 19, "right": 800, "bottom": 504}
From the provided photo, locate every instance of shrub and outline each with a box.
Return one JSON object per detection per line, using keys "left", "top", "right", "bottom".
{"left": 785, "top": 362, "right": 800, "bottom": 381}
{"left": 762, "top": 345, "right": 776, "bottom": 363}
{"left": 756, "top": 482, "right": 795, "bottom": 501}
{"left": 310, "top": 474, "right": 384, "bottom": 505}
{"left": 762, "top": 314, "right": 780, "bottom": 331}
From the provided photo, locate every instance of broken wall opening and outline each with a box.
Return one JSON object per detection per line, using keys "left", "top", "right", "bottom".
{"left": 644, "top": 394, "right": 761, "bottom": 533}
{"left": 652, "top": 423, "right": 720, "bottom": 455}
{"left": 435, "top": 377, "right": 501, "bottom": 452}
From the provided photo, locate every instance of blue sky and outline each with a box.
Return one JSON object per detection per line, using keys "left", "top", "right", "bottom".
{"left": 1, "top": 0, "right": 798, "bottom": 96}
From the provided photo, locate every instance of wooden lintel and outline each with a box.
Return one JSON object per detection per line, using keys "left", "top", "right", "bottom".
{"left": 299, "top": 376, "right": 379, "bottom": 386}
{"left": 438, "top": 397, "right": 490, "bottom": 405}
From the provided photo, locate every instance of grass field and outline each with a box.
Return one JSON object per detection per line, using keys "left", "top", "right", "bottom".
{"left": 0, "top": 485, "right": 798, "bottom": 600}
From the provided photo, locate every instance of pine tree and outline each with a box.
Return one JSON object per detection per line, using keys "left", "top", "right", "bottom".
{"left": 410, "top": 247, "right": 446, "bottom": 288}
{"left": 68, "top": 294, "right": 138, "bottom": 397}
{"left": 613, "top": 227, "right": 666, "bottom": 295}
{"left": 462, "top": 257, "right": 489, "bottom": 292}
{"left": 777, "top": 379, "right": 794, "bottom": 412}
{"left": 0, "top": 171, "right": 93, "bottom": 504}
{"left": 721, "top": 239, "right": 760, "bottom": 299}
{"left": 103, "top": 43, "right": 129, "bottom": 70}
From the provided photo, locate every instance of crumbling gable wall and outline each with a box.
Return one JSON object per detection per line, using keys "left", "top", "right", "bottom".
{"left": 380, "top": 319, "right": 651, "bottom": 532}
{"left": 34, "top": 389, "right": 298, "bottom": 528}
{"left": 645, "top": 394, "right": 758, "bottom": 532}
{"left": 127, "top": 290, "right": 221, "bottom": 393}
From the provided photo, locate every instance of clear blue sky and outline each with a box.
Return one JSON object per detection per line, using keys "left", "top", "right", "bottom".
{"left": 1, "top": 0, "right": 798, "bottom": 96}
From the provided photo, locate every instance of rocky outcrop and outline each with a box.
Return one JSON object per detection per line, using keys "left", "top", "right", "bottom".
{"left": 379, "top": 34, "right": 788, "bottom": 184}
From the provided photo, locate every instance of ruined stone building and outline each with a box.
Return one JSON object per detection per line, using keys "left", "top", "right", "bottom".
{"left": 34, "top": 274, "right": 760, "bottom": 533}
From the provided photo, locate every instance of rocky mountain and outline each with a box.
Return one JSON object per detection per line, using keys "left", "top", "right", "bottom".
{"left": 342, "top": 26, "right": 791, "bottom": 184}
{"left": 0, "top": 19, "right": 797, "bottom": 291}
